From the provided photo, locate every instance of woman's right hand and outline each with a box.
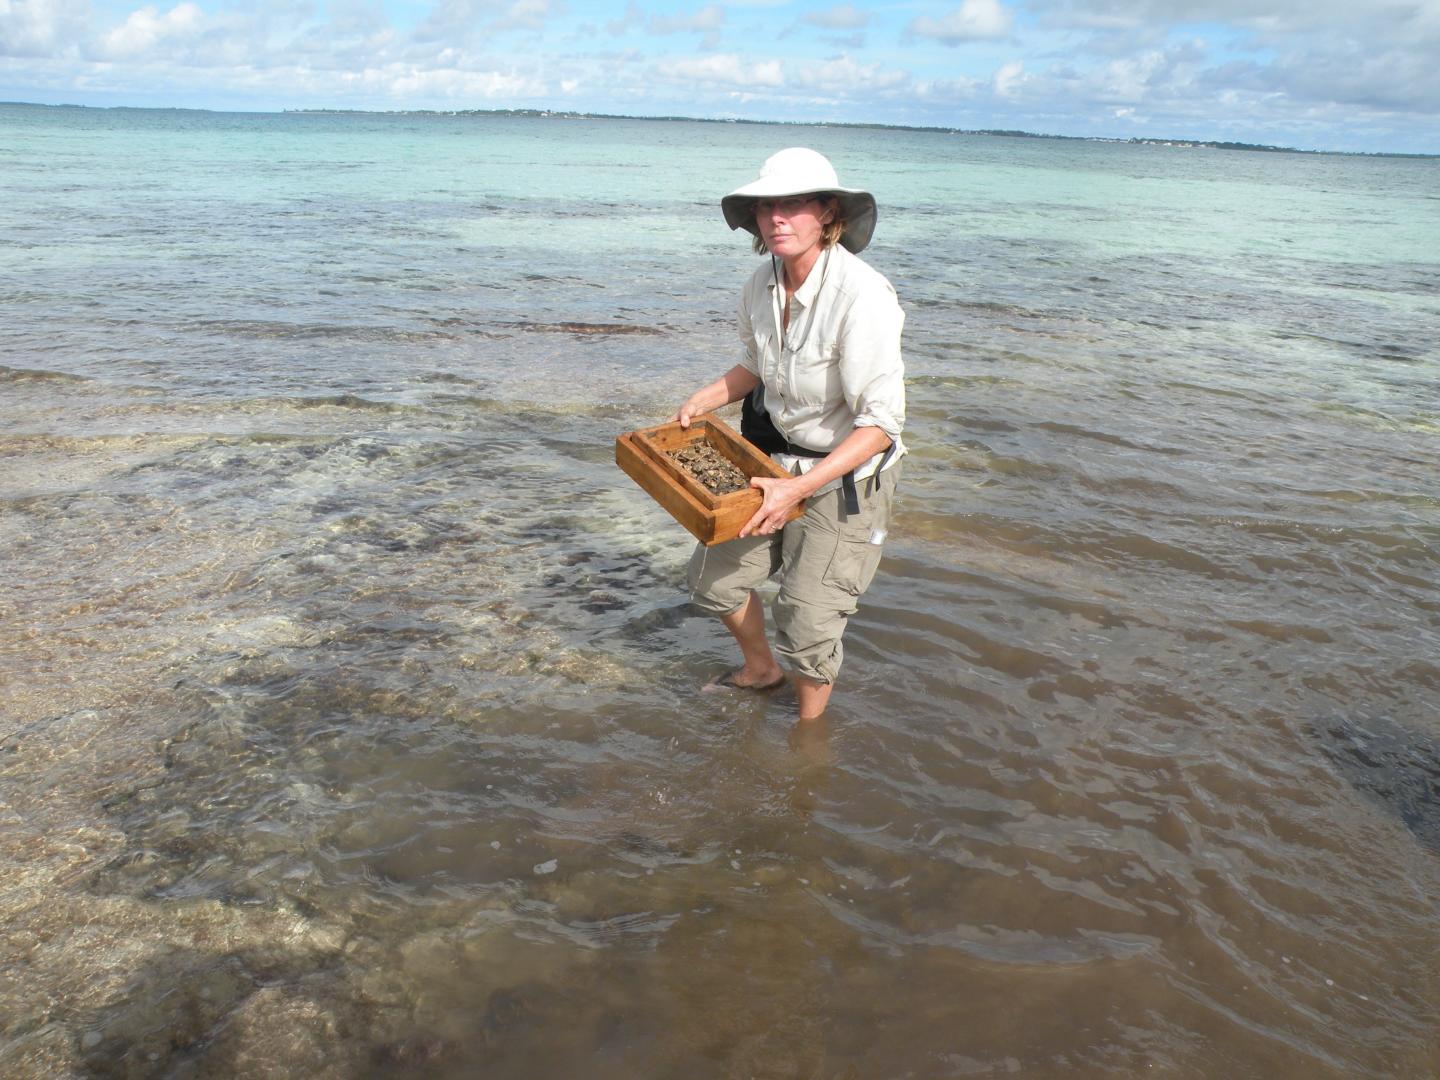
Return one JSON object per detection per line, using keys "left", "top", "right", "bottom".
{"left": 669, "top": 366, "right": 759, "bottom": 429}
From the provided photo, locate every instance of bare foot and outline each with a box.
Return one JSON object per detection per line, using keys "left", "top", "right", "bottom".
{"left": 703, "top": 666, "right": 786, "bottom": 693}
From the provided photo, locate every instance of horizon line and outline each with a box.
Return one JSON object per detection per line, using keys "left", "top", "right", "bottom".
{"left": 4, "top": 99, "right": 1436, "bottom": 160}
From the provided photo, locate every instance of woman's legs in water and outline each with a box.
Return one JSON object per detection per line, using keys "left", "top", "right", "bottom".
{"left": 717, "top": 594, "right": 829, "bottom": 718}
{"left": 718, "top": 590, "right": 784, "bottom": 689}
{"left": 793, "top": 676, "right": 833, "bottom": 722}
{"left": 688, "top": 466, "right": 897, "bottom": 719}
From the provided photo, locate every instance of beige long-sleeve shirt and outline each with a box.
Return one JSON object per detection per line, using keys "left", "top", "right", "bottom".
{"left": 738, "top": 243, "right": 906, "bottom": 495}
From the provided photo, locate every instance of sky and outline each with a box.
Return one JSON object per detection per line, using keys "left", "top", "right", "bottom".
{"left": 2, "top": 0, "right": 1439, "bottom": 153}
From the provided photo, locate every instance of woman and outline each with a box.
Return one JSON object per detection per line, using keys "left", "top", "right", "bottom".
{"left": 674, "top": 147, "right": 906, "bottom": 723}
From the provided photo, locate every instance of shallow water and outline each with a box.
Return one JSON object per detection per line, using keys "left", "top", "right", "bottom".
{"left": 2, "top": 103, "right": 1439, "bottom": 1077}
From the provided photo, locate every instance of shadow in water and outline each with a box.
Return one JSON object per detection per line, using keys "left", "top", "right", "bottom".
{"left": 1314, "top": 714, "right": 1440, "bottom": 854}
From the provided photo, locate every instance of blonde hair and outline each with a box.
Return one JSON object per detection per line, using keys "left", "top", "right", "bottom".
{"left": 750, "top": 195, "right": 846, "bottom": 255}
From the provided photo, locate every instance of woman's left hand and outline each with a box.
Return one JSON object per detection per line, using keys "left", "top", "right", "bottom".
{"left": 739, "top": 475, "right": 809, "bottom": 538}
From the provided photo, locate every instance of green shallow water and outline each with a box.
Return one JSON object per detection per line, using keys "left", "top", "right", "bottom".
{"left": 2, "top": 103, "right": 1439, "bottom": 1078}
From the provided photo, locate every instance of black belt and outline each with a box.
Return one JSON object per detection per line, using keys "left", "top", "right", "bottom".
{"left": 781, "top": 439, "right": 894, "bottom": 516}
{"left": 741, "top": 387, "right": 890, "bottom": 517}
{"left": 775, "top": 440, "right": 857, "bottom": 515}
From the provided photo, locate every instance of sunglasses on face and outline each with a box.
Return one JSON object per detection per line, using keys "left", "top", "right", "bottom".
{"left": 754, "top": 196, "right": 821, "bottom": 216}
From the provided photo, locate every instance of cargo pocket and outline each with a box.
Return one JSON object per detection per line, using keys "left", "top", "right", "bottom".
{"left": 821, "top": 537, "right": 884, "bottom": 597}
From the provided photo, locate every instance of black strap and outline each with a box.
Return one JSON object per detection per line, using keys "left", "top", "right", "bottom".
{"left": 870, "top": 441, "right": 897, "bottom": 490}
{"left": 742, "top": 385, "right": 891, "bottom": 517}
{"left": 740, "top": 386, "right": 787, "bottom": 455}
{"left": 777, "top": 440, "right": 876, "bottom": 518}
{"left": 839, "top": 471, "right": 860, "bottom": 516}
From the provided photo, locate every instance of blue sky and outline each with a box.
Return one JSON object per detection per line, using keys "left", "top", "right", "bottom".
{"left": 3, "top": 0, "right": 1439, "bottom": 152}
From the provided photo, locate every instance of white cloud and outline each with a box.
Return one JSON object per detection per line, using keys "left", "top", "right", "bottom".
{"left": 802, "top": 4, "right": 872, "bottom": 31}
{"left": 0, "top": 0, "right": 89, "bottom": 58}
{"left": 992, "top": 59, "right": 1026, "bottom": 95}
{"left": 656, "top": 52, "right": 783, "bottom": 88}
{"left": 606, "top": 1, "right": 642, "bottom": 35}
{"left": 1032, "top": 0, "right": 1440, "bottom": 68}
{"left": 413, "top": 0, "right": 498, "bottom": 43}
{"left": 1244, "top": 42, "right": 1440, "bottom": 114}
{"left": 1095, "top": 50, "right": 1167, "bottom": 100}
{"left": 646, "top": 3, "right": 725, "bottom": 48}
{"left": 647, "top": 4, "right": 724, "bottom": 35}
{"left": 1030, "top": 0, "right": 1434, "bottom": 35}
{"left": 492, "top": 0, "right": 565, "bottom": 34}
{"left": 908, "top": 0, "right": 1015, "bottom": 44}
{"left": 787, "top": 54, "right": 911, "bottom": 95}
{"left": 406, "top": 0, "right": 567, "bottom": 40}
{"left": 377, "top": 64, "right": 543, "bottom": 98}
{"left": 96, "top": 3, "right": 205, "bottom": 60}
{"left": 644, "top": 50, "right": 918, "bottom": 113}
{"left": 914, "top": 74, "right": 985, "bottom": 99}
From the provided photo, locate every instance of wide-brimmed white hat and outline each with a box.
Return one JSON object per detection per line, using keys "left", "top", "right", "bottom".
{"left": 721, "top": 147, "right": 878, "bottom": 254}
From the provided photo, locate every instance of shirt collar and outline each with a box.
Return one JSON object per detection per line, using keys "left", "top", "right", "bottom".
{"left": 767, "top": 245, "right": 834, "bottom": 308}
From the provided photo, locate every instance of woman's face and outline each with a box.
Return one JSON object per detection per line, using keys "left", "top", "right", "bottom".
{"left": 755, "top": 195, "right": 835, "bottom": 262}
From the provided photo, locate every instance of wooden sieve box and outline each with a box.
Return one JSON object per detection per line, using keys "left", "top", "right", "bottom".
{"left": 616, "top": 415, "right": 805, "bottom": 546}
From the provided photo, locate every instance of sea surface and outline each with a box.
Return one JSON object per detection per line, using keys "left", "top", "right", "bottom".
{"left": 2, "top": 102, "right": 1438, "bottom": 1078}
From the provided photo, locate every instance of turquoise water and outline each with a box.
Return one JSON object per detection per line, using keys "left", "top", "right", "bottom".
{"left": 2, "top": 103, "right": 1439, "bottom": 1077}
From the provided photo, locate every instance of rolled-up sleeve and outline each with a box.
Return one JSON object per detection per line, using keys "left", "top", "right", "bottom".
{"left": 838, "top": 284, "right": 906, "bottom": 442}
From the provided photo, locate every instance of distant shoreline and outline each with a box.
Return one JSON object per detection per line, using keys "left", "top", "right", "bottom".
{"left": 5, "top": 100, "right": 1435, "bottom": 159}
